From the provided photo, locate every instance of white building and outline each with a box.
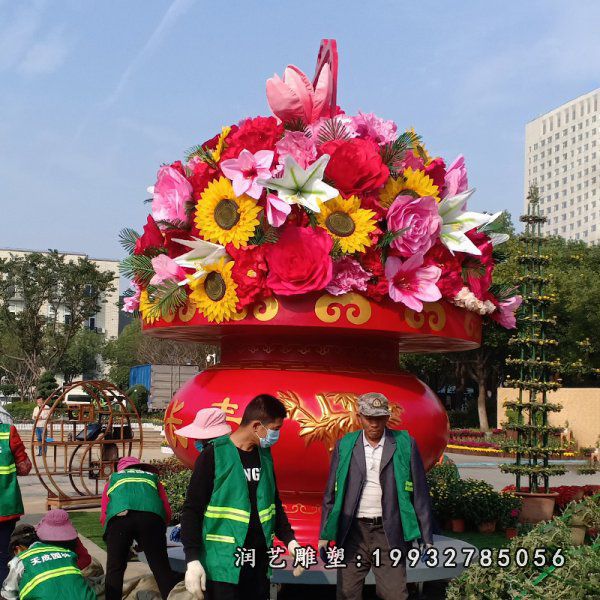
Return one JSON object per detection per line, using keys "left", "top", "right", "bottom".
{"left": 524, "top": 89, "right": 600, "bottom": 244}
{"left": 0, "top": 247, "right": 120, "bottom": 340}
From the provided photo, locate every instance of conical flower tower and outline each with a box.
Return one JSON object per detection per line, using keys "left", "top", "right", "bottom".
{"left": 500, "top": 186, "right": 565, "bottom": 502}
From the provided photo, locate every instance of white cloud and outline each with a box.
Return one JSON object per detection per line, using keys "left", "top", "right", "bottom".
{"left": 18, "top": 28, "right": 69, "bottom": 75}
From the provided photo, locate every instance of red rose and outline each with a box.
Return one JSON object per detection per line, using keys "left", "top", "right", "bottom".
{"left": 360, "top": 246, "right": 384, "bottom": 278}
{"left": 459, "top": 231, "right": 494, "bottom": 300}
{"left": 227, "top": 244, "right": 271, "bottom": 310}
{"left": 221, "top": 116, "right": 284, "bottom": 161}
{"left": 188, "top": 159, "right": 220, "bottom": 200}
{"left": 163, "top": 229, "right": 192, "bottom": 259}
{"left": 265, "top": 226, "right": 333, "bottom": 295}
{"left": 424, "top": 242, "right": 464, "bottom": 299}
{"left": 424, "top": 157, "right": 446, "bottom": 191}
{"left": 321, "top": 138, "right": 389, "bottom": 195}
{"left": 365, "top": 277, "right": 388, "bottom": 302}
{"left": 134, "top": 215, "right": 163, "bottom": 255}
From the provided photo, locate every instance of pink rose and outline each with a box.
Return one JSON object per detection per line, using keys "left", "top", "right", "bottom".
{"left": 387, "top": 195, "right": 441, "bottom": 257}
{"left": 265, "top": 226, "right": 333, "bottom": 295}
{"left": 443, "top": 155, "right": 468, "bottom": 198}
{"left": 326, "top": 257, "right": 371, "bottom": 296}
{"left": 151, "top": 165, "right": 193, "bottom": 224}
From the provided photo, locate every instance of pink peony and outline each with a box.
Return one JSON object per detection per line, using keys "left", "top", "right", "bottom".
{"left": 387, "top": 195, "right": 441, "bottom": 257}
{"left": 151, "top": 165, "right": 193, "bottom": 224}
{"left": 123, "top": 285, "right": 141, "bottom": 313}
{"left": 150, "top": 254, "right": 186, "bottom": 286}
{"left": 384, "top": 254, "right": 442, "bottom": 312}
{"left": 265, "top": 226, "right": 332, "bottom": 295}
{"left": 491, "top": 295, "right": 523, "bottom": 329}
{"left": 220, "top": 149, "right": 274, "bottom": 199}
{"left": 326, "top": 257, "right": 372, "bottom": 296}
{"left": 350, "top": 111, "right": 397, "bottom": 145}
{"left": 275, "top": 131, "right": 317, "bottom": 169}
{"left": 443, "top": 155, "right": 468, "bottom": 198}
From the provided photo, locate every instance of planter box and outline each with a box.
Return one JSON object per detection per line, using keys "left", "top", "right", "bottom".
{"left": 515, "top": 492, "right": 558, "bottom": 524}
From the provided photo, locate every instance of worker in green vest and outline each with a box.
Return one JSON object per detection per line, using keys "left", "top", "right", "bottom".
{"left": 181, "top": 394, "right": 303, "bottom": 600}
{"left": 0, "top": 523, "right": 96, "bottom": 599}
{"left": 101, "top": 456, "right": 176, "bottom": 600}
{"left": 319, "top": 393, "right": 434, "bottom": 600}
{"left": 0, "top": 419, "right": 31, "bottom": 586}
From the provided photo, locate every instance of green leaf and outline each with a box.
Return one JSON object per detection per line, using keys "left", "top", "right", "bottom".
{"left": 380, "top": 131, "right": 421, "bottom": 176}
{"left": 376, "top": 227, "right": 409, "bottom": 249}
{"left": 118, "top": 228, "right": 140, "bottom": 254}
{"left": 185, "top": 144, "right": 218, "bottom": 168}
{"left": 317, "top": 118, "right": 353, "bottom": 145}
{"left": 146, "top": 280, "right": 188, "bottom": 319}
{"left": 119, "top": 255, "right": 154, "bottom": 286}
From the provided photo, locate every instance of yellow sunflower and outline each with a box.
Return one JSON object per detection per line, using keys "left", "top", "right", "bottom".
{"left": 189, "top": 259, "right": 239, "bottom": 323}
{"left": 195, "top": 177, "right": 261, "bottom": 248}
{"left": 212, "top": 126, "right": 231, "bottom": 163}
{"left": 317, "top": 195, "right": 376, "bottom": 254}
{"left": 379, "top": 168, "right": 440, "bottom": 209}
{"left": 139, "top": 289, "right": 159, "bottom": 324}
{"left": 407, "top": 127, "right": 432, "bottom": 164}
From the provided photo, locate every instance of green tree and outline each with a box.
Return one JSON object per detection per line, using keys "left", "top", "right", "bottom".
{"left": 36, "top": 371, "right": 58, "bottom": 399}
{"left": 57, "top": 329, "right": 106, "bottom": 383}
{"left": 0, "top": 251, "right": 115, "bottom": 399}
{"left": 102, "top": 321, "right": 143, "bottom": 390}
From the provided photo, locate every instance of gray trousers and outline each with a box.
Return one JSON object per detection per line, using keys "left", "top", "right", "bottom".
{"left": 337, "top": 519, "right": 408, "bottom": 600}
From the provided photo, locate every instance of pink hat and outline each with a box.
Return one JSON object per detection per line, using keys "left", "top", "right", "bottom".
{"left": 118, "top": 456, "right": 141, "bottom": 471}
{"left": 175, "top": 408, "right": 232, "bottom": 439}
{"left": 36, "top": 509, "right": 77, "bottom": 542}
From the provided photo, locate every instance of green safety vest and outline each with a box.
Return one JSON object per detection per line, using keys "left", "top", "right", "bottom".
{"left": 0, "top": 423, "right": 24, "bottom": 518}
{"left": 104, "top": 468, "right": 166, "bottom": 527}
{"left": 201, "top": 436, "right": 276, "bottom": 584}
{"left": 18, "top": 542, "right": 96, "bottom": 600}
{"left": 321, "top": 429, "right": 421, "bottom": 542}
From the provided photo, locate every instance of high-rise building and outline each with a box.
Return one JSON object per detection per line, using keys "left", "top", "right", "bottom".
{"left": 524, "top": 89, "right": 600, "bottom": 244}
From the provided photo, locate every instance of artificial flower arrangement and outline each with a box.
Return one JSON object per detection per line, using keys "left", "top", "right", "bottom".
{"left": 121, "top": 40, "right": 521, "bottom": 327}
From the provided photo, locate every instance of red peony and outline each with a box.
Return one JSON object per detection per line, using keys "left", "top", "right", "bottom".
{"left": 321, "top": 138, "right": 389, "bottom": 195}
{"left": 360, "top": 246, "right": 384, "bottom": 278}
{"left": 169, "top": 160, "right": 186, "bottom": 177}
{"left": 424, "top": 157, "right": 446, "bottom": 191}
{"left": 365, "top": 277, "right": 389, "bottom": 302}
{"left": 459, "top": 230, "right": 494, "bottom": 300}
{"left": 227, "top": 244, "right": 271, "bottom": 310}
{"left": 424, "top": 242, "right": 464, "bottom": 299}
{"left": 188, "top": 159, "right": 220, "bottom": 201}
{"left": 265, "top": 226, "right": 333, "bottom": 295}
{"left": 220, "top": 116, "right": 284, "bottom": 161}
{"left": 134, "top": 215, "right": 163, "bottom": 255}
{"left": 163, "top": 229, "right": 193, "bottom": 259}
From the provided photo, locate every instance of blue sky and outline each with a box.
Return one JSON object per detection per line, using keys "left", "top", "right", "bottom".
{"left": 1, "top": 0, "right": 599, "bottom": 265}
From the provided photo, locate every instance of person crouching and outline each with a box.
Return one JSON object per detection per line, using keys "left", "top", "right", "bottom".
{"left": 101, "top": 456, "right": 176, "bottom": 600}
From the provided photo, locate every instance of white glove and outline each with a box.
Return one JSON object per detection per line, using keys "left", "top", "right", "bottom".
{"left": 184, "top": 560, "right": 206, "bottom": 599}
{"left": 288, "top": 540, "right": 304, "bottom": 577}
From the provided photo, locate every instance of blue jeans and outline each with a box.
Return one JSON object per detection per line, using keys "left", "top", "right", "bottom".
{"left": 35, "top": 427, "right": 46, "bottom": 455}
{"left": 0, "top": 519, "right": 16, "bottom": 585}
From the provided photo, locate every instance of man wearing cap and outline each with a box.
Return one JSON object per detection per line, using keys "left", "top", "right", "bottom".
{"left": 100, "top": 456, "right": 176, "bottom": 600}
{"left": 319, "top": 392, "right": 434, "bottom": 600}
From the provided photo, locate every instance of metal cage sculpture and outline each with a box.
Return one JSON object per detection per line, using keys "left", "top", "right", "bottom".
{"left": 31, "top": 380, "right": 143, "bottom": 510}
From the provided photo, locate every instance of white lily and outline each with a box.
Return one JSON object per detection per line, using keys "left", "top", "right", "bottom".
{"left": 477, "top": 211, "right": 510, "bottom": 246}
{"left": 172, "top": 237, "right": 228, "bottom": 284}
{"left": 438, "top": 189, "right": 495, "bottom": 255}
{"left": 257, "top": 154, "right": 338, "bottom": 213}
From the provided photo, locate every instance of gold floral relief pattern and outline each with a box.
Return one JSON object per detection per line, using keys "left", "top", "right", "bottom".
{"left": 314, "top": 293, "right": 372, "bottom": 326}
{"left": 178, "top": 301, "right": 197, "bottom": 323}
{"left": 164, "top": 397, "right": 188, "bottom": 449}
{"left": 253, "top": 297, "right": 279, "bottom": 321}
{"left": 211, "top": 397, "right": 241, "bottom": 425}
{"left": 405, "top": 302, "right": 446, "bottom": 331}
{"left": 278, "top": 391, "right": 403, "bottom": 452}
{"left": 282, "top": 503, "right": 320, "bottom": 515}
{"left": 464, "top": 311, "right": 477, "bottom": 337}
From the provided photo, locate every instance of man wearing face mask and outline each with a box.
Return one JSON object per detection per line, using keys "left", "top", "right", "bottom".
{"left": 181, "top": 394, "right": 301, "bottom": 600}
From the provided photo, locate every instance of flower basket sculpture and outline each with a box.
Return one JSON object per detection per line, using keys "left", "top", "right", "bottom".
{"left": 121, "top": 40, "right": 519, "bottom": 542}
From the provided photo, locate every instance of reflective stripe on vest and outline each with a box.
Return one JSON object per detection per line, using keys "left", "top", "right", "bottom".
{"left": 204, "top": 505, "right": 251, "bottom": 523}
{"left": 321, "top": 429, "right": 421, "bottom": 542}
{"left": 20, "top": 566, "right": 81, "bottom": 599}
{"left": 107, "top": 476, "right": 157, "bottom": 495}
{"left": 0, "top": 464, "right": 16, "bottom": 474}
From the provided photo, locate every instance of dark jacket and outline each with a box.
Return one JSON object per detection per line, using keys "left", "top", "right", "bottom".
{"left": 319, "top": 428, "right": 434, "bottom": 549}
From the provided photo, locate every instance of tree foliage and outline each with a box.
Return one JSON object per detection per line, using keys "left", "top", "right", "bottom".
{"left": 57, "top": 329, "right": 106, "bottom": 384}
{"left": 0, "top": 251, "right": 115, "bottom": 399}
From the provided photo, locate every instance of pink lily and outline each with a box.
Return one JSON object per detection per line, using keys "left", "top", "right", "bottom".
{"left": 265, "top": 193, "right": 292, "bottom": 227}
{"left": 266, "top": 64, "right": 332, "bottom": 125}
{"left": 384, "top": 254, "right": 442, "bottom": 312}
{"left": 220, "top": 149, "right": 274, "bottom": 199}
{"left": 443, "top": 155, "right": 469, "bottom": 198}
{"left": 150, "top": 254, "right": 186, "bottom": 286}
{"left": 491, "top": 295, "right": 523, "bottom": 329}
